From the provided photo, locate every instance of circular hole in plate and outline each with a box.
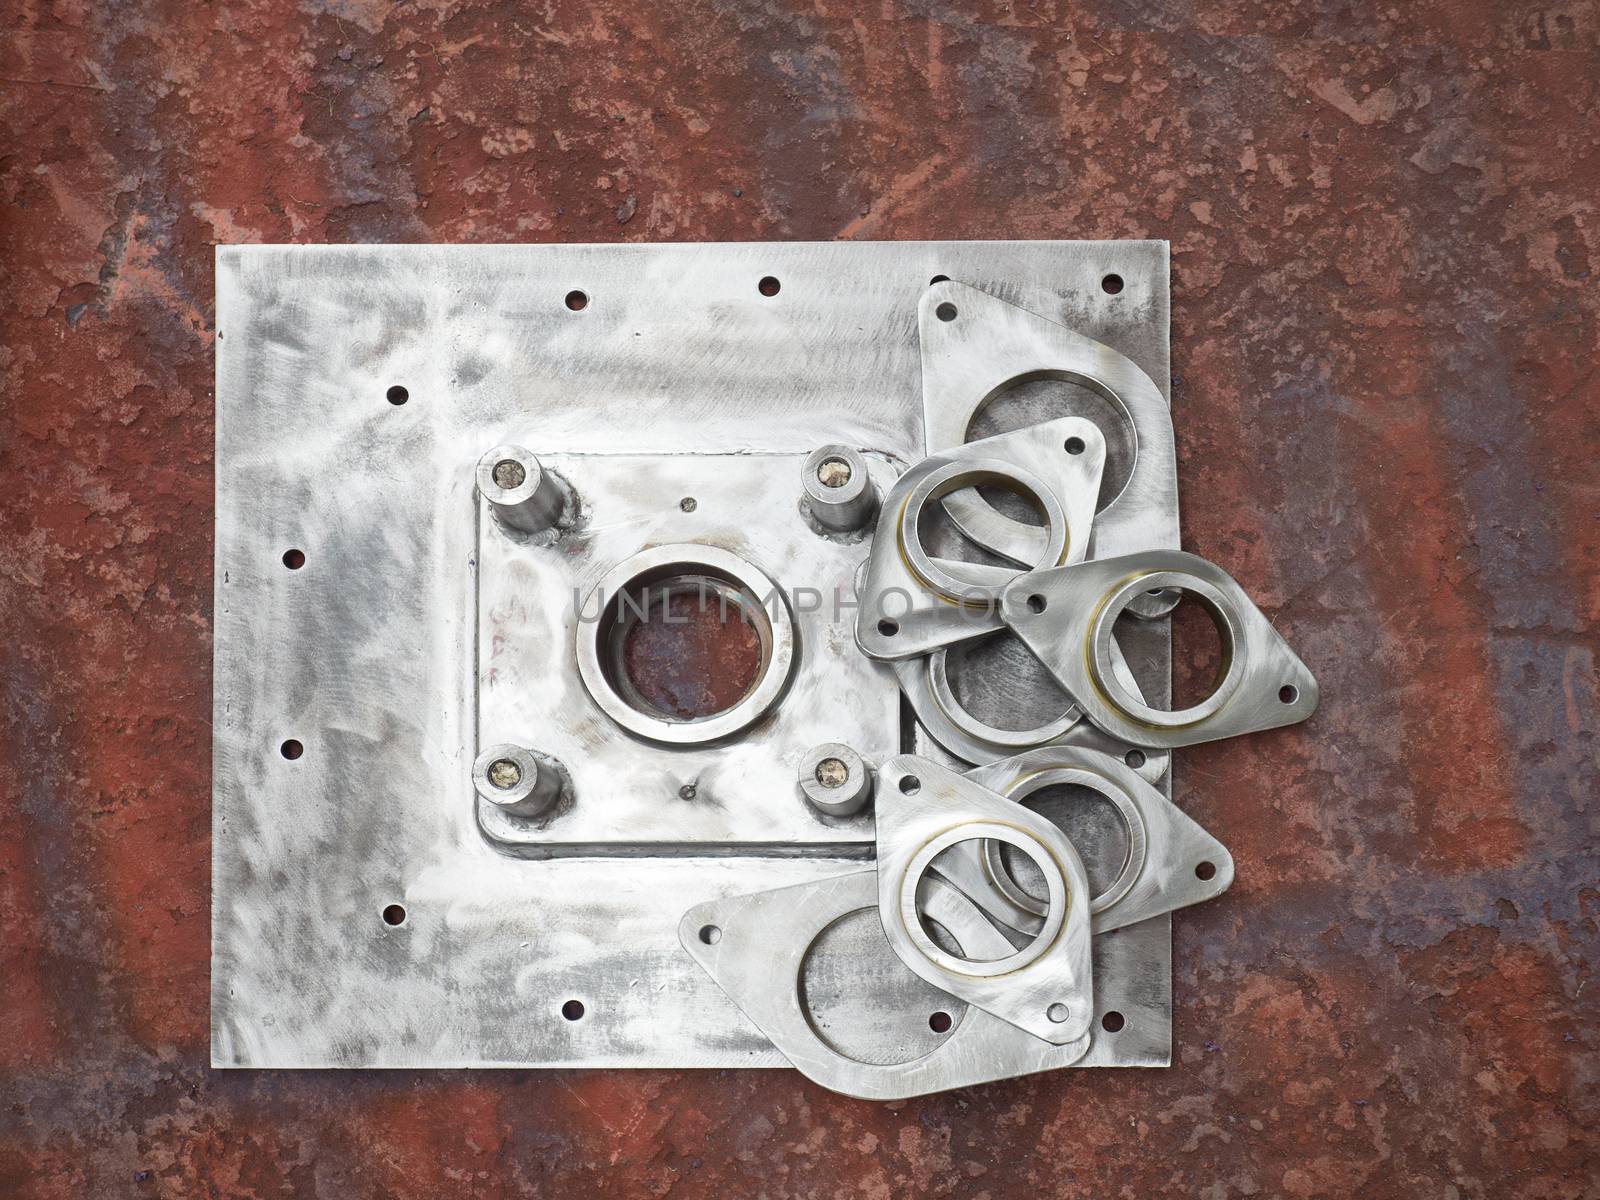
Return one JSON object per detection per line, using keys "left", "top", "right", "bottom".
{"left": 898, "top": 774, "right": 921, "bottom": 795}
{"left": 698, "top": 924, "right": 722, "bottom": 945}
{"left": 935, "top": 302, "right": 958, "bottom": 322}
{"left": 929, "top": 274, "right": 950, "bottom": 285}
{"left": 282, "top": 548, "right": 305, "bottom": 570}
{"left": 966, "top": 373, "right": 1137, "bottom": 515}
{"left": 598, "top": 569, "right": 771, "bottom": 722}
{"left": 1026, "top": 593, "right": 1047, "bottom": 614}
{"left": 1101, "top": 1010, "right": 1125, "bottom": 1033}
{"left": 382, "top": 904, "right": 406, "bottom": 926}
{"left": 800, "top": 908, "right": 969, "bottom": 1065}
{"left": 1195, "top": 860, "right": 1217, "bottom": 881}
{"left": 564, "top": 289, "right": 588, "bottom": 311}
{"left": 280, "top": 739, "right": 303, "bottom": 760}
{"left": 1124, "top": 749, "right": 1147, "bottom": 769}
{"left": 928, "top": 1010, "right": 953, "bottom": 1034}
{"left": 386, "top": 385, "right": 409, "bottom": 405}
{"left": 1000, "top": 783, "right": 1132, "bottom": 900}
{"left": 679, "top": 497, "right": 697, "bottom": 512}
{"left": 1279, "top": 684, "right": 1299, "bottom": 704}
{"left": 1047, "top": 1002, "right": 1071, "bottom": 1023}
{"left": 877, "top": 618, "right": 899, "bottom": 638}
{"left": 561, "top": 999, "right": 585, "bottom": 1020}
{"left": 1101, "top": 273, "right": 1124, "bottom": 295}
{"left": 1064, "top": 436, "right": 1086, "bottom": 455}
{"left": 758, "top": 275, "right": 781, "bottom": 297}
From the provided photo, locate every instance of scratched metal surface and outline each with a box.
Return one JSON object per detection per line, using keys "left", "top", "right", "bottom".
{"left": 2, "top": 4, "right": 1596, "bottom": 1197}
{"left": 210, "top": 239, "right": 1170, "bottom": 1069}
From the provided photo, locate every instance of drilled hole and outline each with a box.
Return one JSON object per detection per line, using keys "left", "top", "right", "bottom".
{"left": 935, "top": 302, "right": 958, "bottom": 322}
{"left": 1124, "top": 749, "right": 1147, "bottom": 769}
{"left": 898, "top": 774, "right": 920, "bottom": 795}
{"left": 679, "top": 497, "right": 697, "bottom": 513}
{"left": 1101, "top": 273, "right": 1124, "bottom": 295}
{"left": 282, "top": 548, "right": 305, "bottom": 570}
{"left": 1026, "top": 594, "right": 1047, "bottom": 614}
{"left": 929, "top": 274, "right": 950, "bottom": 285}
{"left": 928, "top": 1010, "right": 953, "bottom": 1034}
{"left": 561, "top": 999, "right": 585, "bottom": 1021}
{"left": 1064, "top": 436, "right": 1086, "bottom": 455}
{"left": 280, "top": 739, "right": 303, "bottom": 760}
{"left": 382, "top": 904, "right": 406, "bottom": 926}
{"left": 386, "top": 385, "right": 408, "bottom": 405}
{"left": 1047, "top": 1002, "right": 1070, "bottom": 1023}
{"left": 1279, "top": 684, "right": 1299, "bottom": 704}
{"left": 1195, "top": 860, "right": 1217, "bottom": 881}
{"left": 877, "top": 618, "right": 899, "bottom": 638}
{"left": 698, "top": 924, "right": 722, "bottom": 945}
{"left": 1101, "top": 1010, "right": 1125, "bottom": 1033}
{"left": 758, "top": 275, "right": 781, "bottom": 297}
{"left": 564, "top": 289, "right": 588, "bottom": 311}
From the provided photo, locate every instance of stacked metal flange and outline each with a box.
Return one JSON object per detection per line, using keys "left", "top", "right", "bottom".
{"left": 678, "top": 282, "right": 1318, "bottom": 1099}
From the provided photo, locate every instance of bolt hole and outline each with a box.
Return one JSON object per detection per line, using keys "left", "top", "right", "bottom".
{"left": 1047, "top": 1002, "right": 1070, "bottom": 1023}
{"left": 928, "top": 1010, "right": 953, "bottom": 1033}
{"left": 1124, "top": 749, "right": 1146, "bottom": 769}
{"left": 935, "top": 301, "right": 958, "bottom": 322}
{"left": 561, "top": 999, "right": 585, "bottom": 1021}
{"left": 1026, "top": 594, "right": 1047, "bottom": 614}
{"left": 564, "top": 289, "right": 588, "bottom": 311}
{"left": 698, "top": 924, "right": 722, "bottom": 945}
{"left": 877, "top": 618, "right": 899, "bottom": 638}
{"left": 1064, "top": 436, "right": 1086, "bottom": 455}
{"left": 282, "top": 548, "right": 305, "bottom": 570}
{"left": 679, "top": 784, "right": 698, "bottom": 801}
{"left": 929, "top": 274, "right": 950, "bottom": 285}
{"left": 1279, "top": 684, "right": 1299, "bottom": 704}
{"left": 679, "top": 497, "right": 697, "bottom": 512}
{"left": 898, "top": 774, "right": 921, "bottom": 795}
{"left": 386, "top": 385, "right": 409, "bottom": 405}
{"left": 382, "top": 904, "right": 406, "bottom": 926}
{"left": 492, "top": 459, "right": 526, "bottom": 490}
{"left": 280, "top": 739, "right": 303, "bottom": 760}
{"left": 1101, "top": 1010, "right": 1125, "bottom": 1033}
{"left": 1195, "top": 860, "right": 1217, "bottom": 881}
{"left": 1101, "top": 273, "right": 1124, "bottom": 295}
{"left": 758, "top": 275, "right": 781, "bottom": 297}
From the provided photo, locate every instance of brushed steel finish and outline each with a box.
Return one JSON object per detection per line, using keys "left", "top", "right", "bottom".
{"left": 211, "top": 240, "right": 1173, "bottom": 1071}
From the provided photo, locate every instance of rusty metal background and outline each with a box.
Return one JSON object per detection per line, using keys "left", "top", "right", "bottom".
{"left": 1, "top": 3, "right": 1596, "bottom": 1197}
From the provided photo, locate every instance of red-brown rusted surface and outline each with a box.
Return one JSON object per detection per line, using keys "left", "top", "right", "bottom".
{"left": 2, "top": 3, "right": 1596, "bottom": 1197}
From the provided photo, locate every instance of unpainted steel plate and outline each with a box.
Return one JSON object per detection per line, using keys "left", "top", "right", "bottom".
{"left": 476, "top": 452, "right": 898, "bottom": 854}
{"left": 211, "top": 240, "right": 1174, "bottom": 1070}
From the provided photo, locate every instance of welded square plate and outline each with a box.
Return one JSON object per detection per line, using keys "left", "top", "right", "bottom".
{"left": 212, "top": 241, "right": 1175, "bottom": 1072}
{"left": 476, "top": 451, "right": 898, "bottom": 854}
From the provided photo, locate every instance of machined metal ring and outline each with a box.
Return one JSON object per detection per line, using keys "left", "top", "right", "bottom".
{"left": 897, "top": 821, "right": 1067, "bottom": 979}
{"left": 980, "top": 766, "right": 1149, "bottom": 917}
{"left": 1088, "top": 570, "right": 1244, "bottom": 728}
{"left": 898, "top": 459, "right": 1068, "bottom": 606}
{"left": 926, "top": 645, "right": 1081, "bottom": 750}
{"left": 575, "top": 544, "right": 796, "bottom": 745}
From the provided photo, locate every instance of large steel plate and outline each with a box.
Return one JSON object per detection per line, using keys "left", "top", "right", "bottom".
{"left": 211, "top": 241, "right": 1174, "bottom": 1070}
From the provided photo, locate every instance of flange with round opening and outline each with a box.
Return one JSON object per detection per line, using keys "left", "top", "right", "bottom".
{"left": 899, "top": 460, "right": 1069, "bottom": 606}
{"left": 898, "top": 823, "right": 1066, "bottom": 979}
{"left": 980, "top": 767, "right": 1148, "bottom": 917}
{"left": 1090, "top": 572, "right": 1243, "bottom": 728}
{"left": 576, "top": 544, "right": 796, "bottom": 745}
